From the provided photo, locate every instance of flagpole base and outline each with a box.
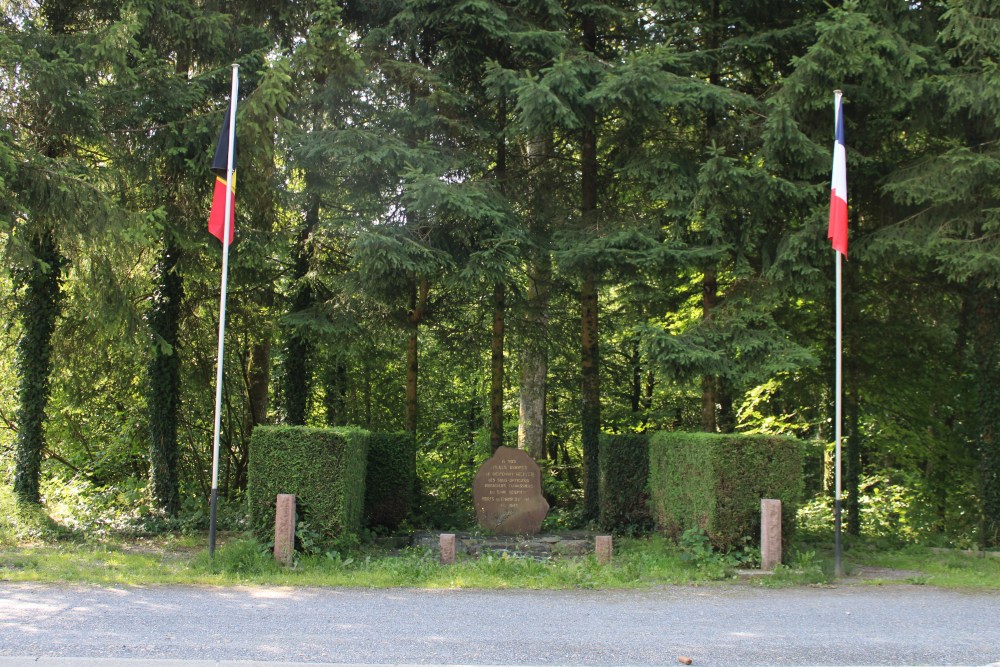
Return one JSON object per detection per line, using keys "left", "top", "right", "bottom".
{"left": 834, "top": 497, "right": 843, "bottom": 577}
{"left": 209, "top": 488, "right": 219, "bottom": 559}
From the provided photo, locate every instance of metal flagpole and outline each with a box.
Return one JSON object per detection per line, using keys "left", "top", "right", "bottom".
{"left": 833, "top": 88, "right": 844, "bottom": 578}
{"left": 209, "top": 63, "right": 239, "bottom": 558}
{"left": 834, "top": 247, "right": 843, "bottom": 577}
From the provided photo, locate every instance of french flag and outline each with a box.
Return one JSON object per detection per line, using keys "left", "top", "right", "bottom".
{"left": 828, "top": 92, "right": 847, "bottom": 256}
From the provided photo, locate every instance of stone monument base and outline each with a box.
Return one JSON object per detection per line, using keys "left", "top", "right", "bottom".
{"left": 412, "top": 530, "right": 597, "bottom": 559}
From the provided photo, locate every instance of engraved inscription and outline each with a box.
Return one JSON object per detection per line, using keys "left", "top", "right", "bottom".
{"left": 473, "top": 446, "right": 549, "bottom": 535}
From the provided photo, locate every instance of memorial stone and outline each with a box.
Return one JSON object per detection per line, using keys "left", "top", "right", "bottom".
{"left": 473, "top": 446, "right": 549, "bottom": 535}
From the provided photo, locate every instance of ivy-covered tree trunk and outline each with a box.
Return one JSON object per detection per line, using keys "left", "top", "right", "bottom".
{"left": 974, "top": 287, "right": 1000, "bottom": 547}
{"left": 146, "top": 241, "right": 183, "bottom": 516}
{"left": 489, "top": 282, "right": 505, "bottom": 452}
{"left": 13, "top": 231, "right": 62, "bottom": 504}
{"left": 282, "top": 195, "right": 318, "bottom": 425}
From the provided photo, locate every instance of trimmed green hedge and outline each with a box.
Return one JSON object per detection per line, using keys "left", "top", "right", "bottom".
{"left": 364, "top": 432, "right": 416, "bottom": 530}
{"left": 248, "top": 425, "right": 369, "bottom": 544}
{"left": 598, "top": 433, "right": 651, "bottom": 532}
{"left": 648, "top": 431, "right": 803, "bottom": 551}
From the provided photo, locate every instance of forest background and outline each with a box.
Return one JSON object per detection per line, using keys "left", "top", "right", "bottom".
{"left": 2, "top": 0, "right": 999, "bottom": 551}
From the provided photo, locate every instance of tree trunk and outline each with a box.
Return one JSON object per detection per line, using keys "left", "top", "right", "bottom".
{"left": 578, "top": 14, "right": 603, "bottom": 520}
{"left": 283, "top": 194, "right": 319, "bottom": 425}
{"left": 579, "top": 12, "right": 601, "bottom": 521}
{"left": 701, "top": 268, "right": 718, "bottom": 432}
{"left": 642, "top": 368, "right": 655, "bottom": 432}
{"left": 717, "top": 385, "right": 735, "bottom": 433}
{"left": 489, "top": 282, "right": 505, "bottom": 452}
{"left": 247, "top": 341, "right": 270, "bottom": 428}
{"left": 581, "top": 276, "right": 601, "bottom": 521}
{"left": 324, "top": 362, "right": 348, "bottom": 427}
{"left": 147, "top": 240, "right": 183, "bottom": 516}
{"left": 629, "top": 338, "right": 642, "bottom": 413}
{"left": 519, "top": 252, "right": 550, "bottom": 459}
{"left": 405, "top": 279, "right": 429, "bottom": 434}
{"left": 845, "top": 388, "right": 862, "bottom": 536}
{"left": 518, "top": 134, "right": 551, "bottom": 461}
{"left": 489, "top": 98, "right": 507, "bottom": 453}
{"left": 974, "top": 287, "right": 1000, "bottom": 547}
{"left": 13, "top": 231, "right": 62, "bottom": 504}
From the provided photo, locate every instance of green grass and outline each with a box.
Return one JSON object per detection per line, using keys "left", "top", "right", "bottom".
{"left": 0, "top": 534, "right": 744, "bottom": 588}
{"left": 847, "top": 543, "right": 1000, "bottom": 589}
{"left": 5, "top": 530, "right": 1000, "bottom": 589}
{"left": 3, "top": 482, "right": 999, "bottom": 590}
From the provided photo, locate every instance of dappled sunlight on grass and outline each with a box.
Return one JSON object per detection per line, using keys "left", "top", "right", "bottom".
{"left": 2, "top": 522, "right": 998, "bottom": 590}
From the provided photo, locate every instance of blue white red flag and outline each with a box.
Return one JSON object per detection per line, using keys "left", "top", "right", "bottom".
{"left": 828, "top": 93, "right": 847, "bottom": 256}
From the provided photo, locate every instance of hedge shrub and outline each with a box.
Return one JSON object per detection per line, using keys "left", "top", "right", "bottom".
{"left": 598, "top": 433, "right": 651, "bottom": 533}
{"left": 648, "top": 431, "right": 804, "bottom": 551}
{"left": 247, "top": 425, "right": 369, "bottom": 544}
{"left": 364, "top": 432, "right": 416, "bottom": 530}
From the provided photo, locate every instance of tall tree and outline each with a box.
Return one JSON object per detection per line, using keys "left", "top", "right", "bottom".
{"left": 2, "top": 0, "right": 127, "bottom": 502}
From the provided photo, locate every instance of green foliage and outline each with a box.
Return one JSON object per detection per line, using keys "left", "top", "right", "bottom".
{"left": 598, "top": 433, "right": 651, "bottom": 533}
{"left": 364, "top": 432, "right": 416, "bottom": 531}
{"left": 194, "top": 538, "right": 279, "bottom": 578}
{"left": 678, "top": 526, "right": 732, "bottom": 579}
{"left": 0, "top": 0, "right": 997, "bottom": 554}
{"left": 0, "top": 484, "right": 62, "bottom": 546}
{"left": 247, "top": 426, "right": 369, "bottom": 545}
{"left": 648, "top": 431, "right": 804, "bottom": 551}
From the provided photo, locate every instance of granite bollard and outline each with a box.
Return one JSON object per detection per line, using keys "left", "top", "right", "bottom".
{"left": 596, "top": 535, "right": 613, "bottom": 564}
{"left": 761, "top": 498, "right": 782, "bottom": 570}
{"left": 274, "top": 494, "right": 296, "bottom": 566}
{"left": 440, "top": 533, "right": 456, "bottom": 565}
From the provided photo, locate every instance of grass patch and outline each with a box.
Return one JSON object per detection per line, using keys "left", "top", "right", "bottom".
{"left": 4, "top": 535, "right": 1000, "bottom": 589}
{"left": 848, "top": 543, "right": 1000, "bottom": 589}
{"left": 2, "top": 487, "right": 998, "bottom": 591}
{"left": 0, "top": 485, "right": 68, "bottom": 546}
{"left": 0, "top": 534, "right": 766, "bottom": 589}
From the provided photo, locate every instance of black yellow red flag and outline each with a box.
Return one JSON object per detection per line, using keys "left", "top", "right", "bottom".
{"left": 208, "top": 109, "right": 236, "bottom": 244}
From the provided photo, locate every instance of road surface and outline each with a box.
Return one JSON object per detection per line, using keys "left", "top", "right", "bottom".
{"left": 1, "top": 582, "right": 999, "bottom": 665}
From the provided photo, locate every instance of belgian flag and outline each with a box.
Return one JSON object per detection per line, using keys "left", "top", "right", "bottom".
{"left": 208, "top": 108, "right": 236, "bottom": 244}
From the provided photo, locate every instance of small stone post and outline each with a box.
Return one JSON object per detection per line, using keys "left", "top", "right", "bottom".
{"left": 274, "top": 494, "right": 296, "bottom": 566}
{"left": 439, "top": 533, "right": 456, "bottom": 565}
{"left": 596, "top": 535, "right": 613, "bottom": 565}
{"left": 761, "top": 498, "right": 782, "bottom": 571}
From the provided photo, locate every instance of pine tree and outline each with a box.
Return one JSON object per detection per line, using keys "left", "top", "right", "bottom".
{"left": 3, "top": 0, "right": 131, "bottom": 502}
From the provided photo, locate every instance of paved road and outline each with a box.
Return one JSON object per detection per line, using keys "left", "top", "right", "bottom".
{"left": 1, "top": 582, "right": 999, "bottom": 666}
